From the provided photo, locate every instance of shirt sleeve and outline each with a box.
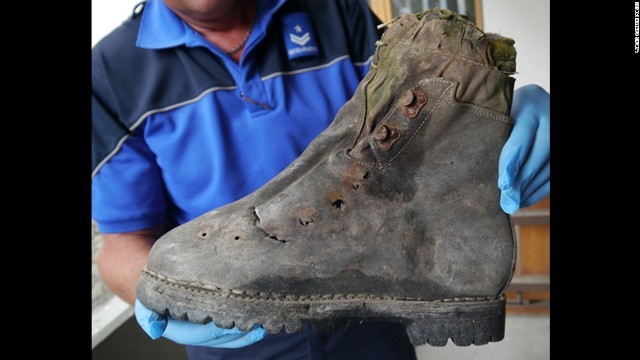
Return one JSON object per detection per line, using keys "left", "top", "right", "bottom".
{"left": 92, "top": 47, "right": 168, "bottom": 234}
{"left": 342, "top": 0, "right": 384, "bottom": 78}
{"left": 92, "top": 129, "right": 168, "bottom": 233}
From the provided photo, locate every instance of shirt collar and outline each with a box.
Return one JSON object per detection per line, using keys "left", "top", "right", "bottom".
{"left": 136, "top": 0, "right": 288, "bottom": 50}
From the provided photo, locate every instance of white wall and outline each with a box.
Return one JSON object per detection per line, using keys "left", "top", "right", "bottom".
{"left": 481, "top": 0, "right": 550, "bottom": 92}
{"left": 92, "top": 0, "right": 140, "bottom": 47}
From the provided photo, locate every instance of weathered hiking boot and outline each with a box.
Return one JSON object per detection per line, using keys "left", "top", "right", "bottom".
{"left": 137, "top": 8, "right": 517, "bottom": 346}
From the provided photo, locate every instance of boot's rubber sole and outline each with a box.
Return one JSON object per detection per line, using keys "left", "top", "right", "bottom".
{"left": 138, "top": 269, "right": 505, "bottom": 346}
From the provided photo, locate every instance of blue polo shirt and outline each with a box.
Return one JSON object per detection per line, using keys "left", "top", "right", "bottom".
{"left": 92, "top": 0, "right": 416, "bottom": 358}
{"left": 92, "top": 0, "right": 381, "bottom": 232}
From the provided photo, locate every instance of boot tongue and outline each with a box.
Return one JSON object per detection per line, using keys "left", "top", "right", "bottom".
{"left": 350, "top": 8, "right": 516, "bottom": 160}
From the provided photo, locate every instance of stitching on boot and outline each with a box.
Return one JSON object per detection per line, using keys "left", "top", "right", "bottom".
{"left": 346, "top": 78, "right": 511, "bottom": 170}
{"left": 445, "top": 99, "right": 513, "bottom": 123}
{"left": 142, "top": 268, "right": 498, "bottom": 303}
{"left": 344, "top": 150, "right": 378, "bottom": 168}
{"left": 430, "top": 77, "right": 513, "bottom": 123}
{"left": 384, "top": 80, "right": 453, "bottom": 166}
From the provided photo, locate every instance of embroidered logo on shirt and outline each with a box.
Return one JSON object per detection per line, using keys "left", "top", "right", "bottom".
{"left": 281, "top": 12, "right": 319, "bottom": 60}
{"left": 290, "top": 31, "right": 311, "bottom": 46}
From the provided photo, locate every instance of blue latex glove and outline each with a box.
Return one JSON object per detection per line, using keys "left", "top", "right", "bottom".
{"left": 134, "top": 300, "right": 266, "bottom": 348}
{"left": 498, "top": 84, "right": 550, "bottom": 214}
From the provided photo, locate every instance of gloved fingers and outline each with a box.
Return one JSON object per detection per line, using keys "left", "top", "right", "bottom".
{"left": 510, "top": 145, "right": 549, "bottom": 202}
{"left": 518, "top": 157, "right": 550, "bottom": 204}
{"left": 135, "top": 298, "right": 266, "bottom": 348}
{"left": 498, "top": 130, "right": 535, "bottom": 191}
{"left": 162, "top": 318, "right": 242, "bottom": 345}
{"left": 193, "top": 332, "right": 249, "bottom": 347}
{"left": 500, "top": 160, "right": 549, "bottom": 214}
{"left": 196, "top": 326, "right": 267, "bottom": 348}
{"left": 500, "top": 187, "right": 520, "bottom": 215}
{"left": 134, "top": 300, "right": 168, "bottom": 339}
{"left": 520, "top": 180, "right": 550, "bottom": 209}
{"left": 511, "top": 84, "right": 550, "bottom": 117}
{"left": 513, "top": 109, "right": 550, "bottom": 185}
{"left": 499, "top": 111, "right": 549, "bottom": 214}
{"left": 499, "top": 84, "right": 550, "bottom": 190}
{"left": 498, "top": 91, "right": 539, "bottom": 190}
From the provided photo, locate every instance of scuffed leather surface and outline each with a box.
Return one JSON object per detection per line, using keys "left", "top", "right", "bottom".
{"left": 140, "top": 11, "right": 517, "bottom": 305}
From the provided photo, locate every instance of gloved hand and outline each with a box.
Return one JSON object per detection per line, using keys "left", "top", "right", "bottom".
{"left": 498, "top": 84, "right": 550, "bottom": 214}
{"left": 135, "top": 300, "right": 266, "bottom": 348}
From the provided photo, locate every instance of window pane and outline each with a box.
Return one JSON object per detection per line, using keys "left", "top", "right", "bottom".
{"left": 389, "top": 0, "right": 478, "bottom": 25}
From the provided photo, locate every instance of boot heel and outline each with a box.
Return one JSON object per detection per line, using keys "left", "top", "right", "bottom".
{"left": 401, "top": 297, "right": 505, "bottom": 346}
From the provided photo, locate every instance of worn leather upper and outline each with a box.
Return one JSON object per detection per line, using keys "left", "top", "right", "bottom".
{"left": 139, "top": 9, "right": 517, "bottom": 305}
